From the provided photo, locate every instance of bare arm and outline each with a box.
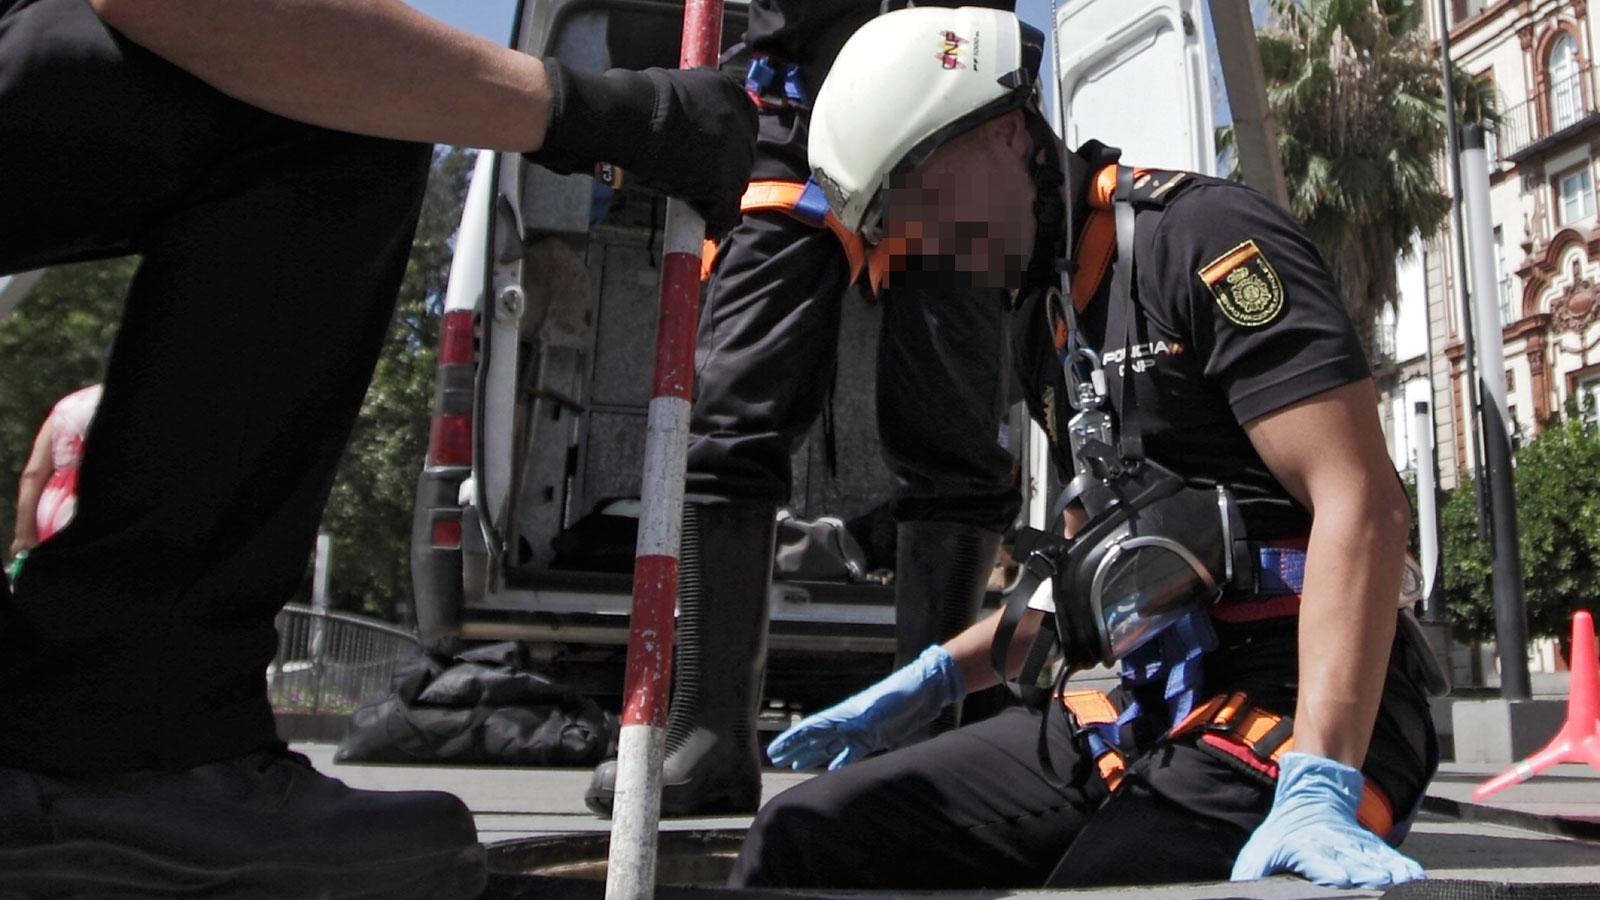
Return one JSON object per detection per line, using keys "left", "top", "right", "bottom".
{"left": 946, "top": 504, "right": 1086, "bottom": 693}
{"left": 88, "top": 0, "right": 552, "bottom": 151}
{"left": 1243, "top": 379, "right": 1408, "bottom": 767}
{"left": 11, "top": 420, "right": 54, "bottom": 558}
{"left": 946, "top": 605, "right": 1045, "bottom": 693}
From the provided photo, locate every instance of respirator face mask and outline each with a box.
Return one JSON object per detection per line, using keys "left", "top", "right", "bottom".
{"left": 1014, "top": 459, "right": 1253, "bottom": 672}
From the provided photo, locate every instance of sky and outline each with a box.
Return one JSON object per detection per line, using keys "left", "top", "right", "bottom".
{"left": 406, "top": 0, "right": 516, "bottom": 44}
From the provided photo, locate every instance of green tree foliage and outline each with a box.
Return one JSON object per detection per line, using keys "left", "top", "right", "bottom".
{"left": 2, "top": 148, "right": 474, "bottom": 622}
{"left": 0, "top": 260, "right": 132, "bottom": 554}
{"left": 1439, "top": 472, "right": 1494, "bottom": 642}
{"left": 1222, "top": 0, "right": 1497, "bottom": 353}
{"left": 320, "top": 146, "right": 475, "bottom": 620}
{"left": 1439, "top": 405, "right": 1600, "bottom": 643}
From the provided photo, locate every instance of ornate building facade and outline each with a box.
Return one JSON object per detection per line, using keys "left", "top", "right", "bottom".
{"left": 1401, "top": 0, "right": 1600, "bottom": 488}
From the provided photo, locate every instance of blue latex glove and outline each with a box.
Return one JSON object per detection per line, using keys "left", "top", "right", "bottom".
{"left": 1232, "top": 751, "right": 1424, "bottom": 889}
{"left": 766, "top": 644, "right": 964, "bottom": 771}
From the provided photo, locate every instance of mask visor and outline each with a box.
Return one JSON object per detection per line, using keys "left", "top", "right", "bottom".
{"left": 1090, "top": 537, "right": 1220, "bottom": 666}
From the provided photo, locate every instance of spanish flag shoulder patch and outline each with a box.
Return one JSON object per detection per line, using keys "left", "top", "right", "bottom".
{"left": 1197, "top": 239, "right": 1285, "bottom": 328}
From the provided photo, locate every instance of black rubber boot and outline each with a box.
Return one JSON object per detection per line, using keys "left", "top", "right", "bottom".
{"left": 586, "top": 502, "right": 777, "bottom": 818}
{"left": 0, "top": 745, "right": 485, "bottom": 900}
{"left": 893, "top": 520, "right": 1004, "bottom": 736}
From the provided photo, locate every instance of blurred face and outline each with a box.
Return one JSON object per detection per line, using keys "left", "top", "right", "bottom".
{"left": 880, "top": 110, "right": 1038, "bottom": 291}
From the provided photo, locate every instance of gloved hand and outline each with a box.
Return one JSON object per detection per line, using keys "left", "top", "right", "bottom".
{"left": 766, "top": 644, "right": 964, "bottom": 771}
{"left": 1231, "top": 751, "right": 1424, "bottom": 889}
{"left": 526, "top": 59, "right": 757, "bottom": 235}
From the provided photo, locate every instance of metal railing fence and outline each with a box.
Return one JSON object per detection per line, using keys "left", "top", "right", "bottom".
{"left": 1499, "top": 66, "right": 1597, "bottom": 159}
{"left": 268, "top": 603, "right": 421, "bottom": 716}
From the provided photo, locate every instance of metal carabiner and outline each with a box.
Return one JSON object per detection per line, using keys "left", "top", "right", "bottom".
{"left": 1049, "top": 287, "right": 1108, "bottom": 413}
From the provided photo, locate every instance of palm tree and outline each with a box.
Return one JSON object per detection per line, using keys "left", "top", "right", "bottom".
{"left": 1221, "top": 0, "right": 1496, "bottom": 354}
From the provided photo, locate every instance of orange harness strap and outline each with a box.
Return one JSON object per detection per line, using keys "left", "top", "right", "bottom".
{"left": 707, "top": 167, "right": 1162, "bottom": 313}
{"left": 865, "top": 237, "right": 907, "bottom": 296}
{"left": 701, "top": 179, "right": 868, "bottom": 286}
{"left": 1051, "top": 165, "right": 1166, "bottom": 355}
{"left": 1058, "top": 689, "right": 1127, "bottom": 792}
{"left": 1061, "top": 690, "right": 1397, "bottom": 835}
{"left": 1169, "top": 692, "right": 1398, "bottom": 840}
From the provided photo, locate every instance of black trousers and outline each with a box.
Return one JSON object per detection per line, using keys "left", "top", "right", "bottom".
{"left": 685, "top": 106, "right": 1019, "bottom": 530}
{"left": 730, "top": 617, "right": 1438, "bottom": 890}
{"left": 0, "top": 0, "right": 431, "bottom": 774}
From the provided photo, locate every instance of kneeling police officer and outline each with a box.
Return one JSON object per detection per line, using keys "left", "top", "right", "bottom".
{"left": 731, "top": 6, "right": 1436, "bottom": 891}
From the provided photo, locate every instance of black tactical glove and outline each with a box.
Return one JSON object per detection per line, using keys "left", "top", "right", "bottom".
{"left": 527, "top": 59, "right": 757, "bottom": 235}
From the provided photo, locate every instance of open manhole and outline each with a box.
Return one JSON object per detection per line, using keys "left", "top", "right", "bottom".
{"left": 482, "top": 829, "right": 821, "bottom": 899}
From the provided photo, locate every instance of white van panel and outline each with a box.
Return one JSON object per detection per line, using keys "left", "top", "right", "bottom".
{"left": 443, "top": 152, "right": 495, "bottom": 315}
{"left": 0, "top": 270, "right": 43, "bottom": 322}
{"left": 1056, "top": 0, "right": 1217, "bottom": 175}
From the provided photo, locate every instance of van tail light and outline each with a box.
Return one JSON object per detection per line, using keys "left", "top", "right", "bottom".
{"left": 438, "top": 308, "right": 475, "bottom": 365}
{"left": 430, "top": 516, "right": 463, "bottom": 549}
{"left": 427, "top": 310, "right": 476, "bottom": 467}
{"left": 427, "top": 413, "right": 472, "bottom": 467}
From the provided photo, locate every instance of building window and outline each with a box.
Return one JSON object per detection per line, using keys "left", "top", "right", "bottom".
{"left": 1452, "top": 0, "right": 1490, "bottom": 25}
{"left": 1549, "top": 32, "right": 1582, "bottom": 132}
{"left": 1506, "top": 368, "right": 1516, "bottom": 392}
{"left": 1557, "top": 165, "right": 1595, "bottom": 224}
{"left": 1579, "top": 373, "right": 1600, "bottom": 428}
{"left": 1482, "top": 74, "right": 1502, "bottom": 172}
{"left": 1495, "top": 226, "right": 1514, "bottom": 323}
{"left": 1374, "top": 309, "right": 1397, "bottom": 361}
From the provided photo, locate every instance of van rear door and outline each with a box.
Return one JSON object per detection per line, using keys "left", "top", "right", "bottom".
{"left": 1054, "top": 0, "right": 1217, "bottom": 174}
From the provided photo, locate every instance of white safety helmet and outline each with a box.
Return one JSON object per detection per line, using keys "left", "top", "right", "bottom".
{"left": 809, "top": 7, "right": 1045, "bottom": 243}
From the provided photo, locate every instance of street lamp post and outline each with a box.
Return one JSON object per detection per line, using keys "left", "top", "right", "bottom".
{"left": 1460, "top": 124, "right": 1532, "bottom": 702}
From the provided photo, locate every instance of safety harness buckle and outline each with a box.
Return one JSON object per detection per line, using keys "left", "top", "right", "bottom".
{"left": 745, "top": 57, "right": 808, "bottom": 111}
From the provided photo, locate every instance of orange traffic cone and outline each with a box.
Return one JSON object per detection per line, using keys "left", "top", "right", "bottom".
{"left": 1474, "top": 609, "right": 1600, "bottom": 801}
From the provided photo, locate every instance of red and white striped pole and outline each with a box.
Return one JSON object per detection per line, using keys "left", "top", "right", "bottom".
{"left": 603, "top": 3, "right": 724, "bottom": 898}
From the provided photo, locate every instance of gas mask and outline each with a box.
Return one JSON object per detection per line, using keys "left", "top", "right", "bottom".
{"left": 1012, "top": 457, "right": 1253, "bottom": 671}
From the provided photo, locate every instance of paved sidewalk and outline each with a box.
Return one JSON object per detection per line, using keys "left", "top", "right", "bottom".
{"left": 297, "top": 744, "right": 1600, "bottom": 897}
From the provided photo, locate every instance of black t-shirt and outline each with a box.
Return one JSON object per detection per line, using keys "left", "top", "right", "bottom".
{"left": 1045, "top": 165, "right": 1370, "bottom": 539}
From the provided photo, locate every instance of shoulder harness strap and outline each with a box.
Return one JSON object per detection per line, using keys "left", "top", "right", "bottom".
{"left": 700, "top": 178, "right": 869, "bottom": 287}
{"left": 1051, "top": 165, "right": 1197, "bottom": 356}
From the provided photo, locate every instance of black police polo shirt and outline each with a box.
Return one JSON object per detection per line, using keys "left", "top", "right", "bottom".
{"left": 1073, "top": 174, "right": 1371, "bottom": 539}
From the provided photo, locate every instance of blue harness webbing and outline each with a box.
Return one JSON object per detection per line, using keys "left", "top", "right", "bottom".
{"left": 1256, "top": 545, "right": 1307, "bottom": 595}
{"left": 745, "top": 57, "right": 808, "bottom": 110}
{"left": 1087, "top": 609, "right": 1219, "bottom": 756}
{"left": 791, "top": 179, "right": 832, "bottom": 222}
{"left": 1086, "top": 546, "right": 1307, "bottom": 755}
